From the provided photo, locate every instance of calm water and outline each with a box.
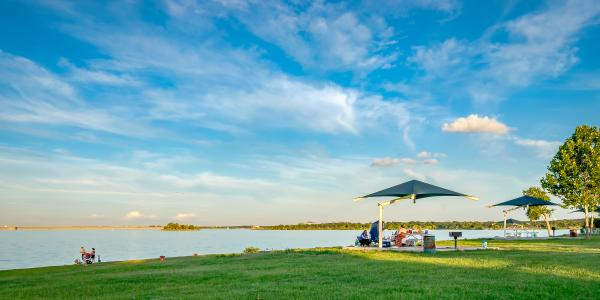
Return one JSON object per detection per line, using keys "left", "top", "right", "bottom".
{"left": 0, "top": 229, "right": 568, "bottom": 270}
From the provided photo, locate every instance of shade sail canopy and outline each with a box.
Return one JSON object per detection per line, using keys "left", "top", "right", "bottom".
{"left": 354, "top": 179, "right": 477, "bottom": 248}
{"left": 492, "top": 195, "right": 559, "bottom": 207}
{"left": 495, "top": 218, "right": 524, "bottom": 225}
{"left": 358, "top": 179, "right": 477, "bottom": 200}
{"left": 572, "top": 207, "right": 600, "bottom": 213}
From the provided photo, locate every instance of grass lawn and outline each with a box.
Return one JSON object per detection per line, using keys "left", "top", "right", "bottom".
{"left": 1, "top": 237, "right": 599, "bottom": 299}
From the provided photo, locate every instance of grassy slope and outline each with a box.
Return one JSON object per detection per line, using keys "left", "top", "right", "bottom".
{"left": 1, "top": 238, "right": 599, "bottom": 299}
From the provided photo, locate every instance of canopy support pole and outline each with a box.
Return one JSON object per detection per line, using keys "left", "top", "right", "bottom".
{"left": 502, "top": 206, "right": 522, "bottom": 238}
{"left": 503, "top": 211, "right": 507, "bottom": 237}
{"left": 378, "top": 204, "right": 383, "bottom": 248}
{"left": 376, "top": 194, "right": 415, "bottom": 248}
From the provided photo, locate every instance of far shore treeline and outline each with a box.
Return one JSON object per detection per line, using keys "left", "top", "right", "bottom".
{"left": 253, "top": 220, "right": 591, "bottom": 230}
{"left": 162, "top": 223, "right": 201, "bottom": 231}
{"left": 188, "top": 219, "right": 592, "bottom": 231}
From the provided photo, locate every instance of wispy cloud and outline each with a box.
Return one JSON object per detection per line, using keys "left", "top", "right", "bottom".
{"left": 184, "top": 1, "right": 398, "bottom": 73}
{"left": 58, "top": 58, "right": 140, "bottom": 86}
{"left": 0, "top": 51, "right": 150, "bottom": 137}
{"left": 406, "top": 0, "right": 600, "bottom": 103}
{"left": 371, "top": 153, "right": 442, "bottom": 167}
{"left": 513, "top": 137, "right": 561, "bottom": 159}
{"left": 10, "top": 3, "right": 413, "bottom": 138}
{"left": 417, "top": 151, "right": 447, "bottom": 158}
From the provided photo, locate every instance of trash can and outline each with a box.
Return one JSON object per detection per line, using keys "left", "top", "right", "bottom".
{"left": 423, "top": 234, "right": 436, "bottom": 254}
{"left": 569, "top": 229, "right": 577, "bottom": 237}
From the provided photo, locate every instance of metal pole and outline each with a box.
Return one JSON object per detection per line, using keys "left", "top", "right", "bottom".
{"left": 378, "top": 204, "right": 383, "bottom": 248}
{"left": 503, "top": 211, "right": 507, "bottom": 238}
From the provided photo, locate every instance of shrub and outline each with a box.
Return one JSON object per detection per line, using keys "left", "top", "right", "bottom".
{"left": 244, "top": 247, "right": 260, "bottom": 253}
{"left": 162, "top": 223, "right": 200, "bottom": 231}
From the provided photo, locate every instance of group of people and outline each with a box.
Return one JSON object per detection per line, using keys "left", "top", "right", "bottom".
{"left": 76, "top": 246, "right": 98, "bottom": 264}
{"left": 357, "top": 224, "right": 427, "bottom": 247}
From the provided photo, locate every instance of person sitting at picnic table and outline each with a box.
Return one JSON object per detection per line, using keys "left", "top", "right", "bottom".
{"left": 80, "top": 246, "right": 86, "bottom": 260}
{"left": 358, "top": 230, "right": 371, "bottom": 246}
{"left": 394, "top": 226, "right": 408, "bottom": 246}
{"left": 90, "top": 248, "right": 96, "bottom": 261}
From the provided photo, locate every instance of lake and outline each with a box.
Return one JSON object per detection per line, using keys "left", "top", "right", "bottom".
{"left": 0, "top": 229, "right": 568, "bottom": 270}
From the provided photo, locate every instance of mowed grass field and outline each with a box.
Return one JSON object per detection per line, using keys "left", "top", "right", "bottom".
{"left": 1, "top": 238, "right": 599, "bottom": 299}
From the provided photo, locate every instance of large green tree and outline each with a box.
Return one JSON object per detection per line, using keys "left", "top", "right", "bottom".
{"left": 522, "top": 187, "right": 553, "bottom": 236}
{"left": 541, "top": 125, "right": 600, "bottom": 238}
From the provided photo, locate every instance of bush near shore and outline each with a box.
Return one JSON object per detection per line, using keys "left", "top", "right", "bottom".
{"left": 162, "top": 223, "right": 200, "bottom": 231}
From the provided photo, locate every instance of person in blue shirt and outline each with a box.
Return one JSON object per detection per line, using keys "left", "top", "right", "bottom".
{"left": 358, "top": 230, "right": 371, "bottom": 246}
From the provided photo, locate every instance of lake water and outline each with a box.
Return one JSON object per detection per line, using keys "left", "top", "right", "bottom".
{"left": 0, "top": 229, "right": 568, "bottom": 270}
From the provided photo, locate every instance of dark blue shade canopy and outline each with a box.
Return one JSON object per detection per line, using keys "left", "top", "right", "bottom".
{"left": 572, "top": 207, "right": 600, "bottom": 213}
{"left": 492, "top": 195, "right": 559, "bottom": 207}
{"left": 496, "top": 218, "right": 524, "bottom": 225}
{"left": 361, "top": 179, "right": 472, "bottom": 199}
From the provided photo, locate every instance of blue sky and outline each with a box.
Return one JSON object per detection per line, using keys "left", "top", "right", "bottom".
{"left": 1, "top": 0, "right": 599, "bottom": 226}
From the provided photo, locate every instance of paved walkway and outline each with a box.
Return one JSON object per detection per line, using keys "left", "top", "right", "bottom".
{"left": 342, "top": 246, "right": 493, "bottom": 252}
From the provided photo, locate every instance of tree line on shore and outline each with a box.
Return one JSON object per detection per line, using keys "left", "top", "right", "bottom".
{"left": 254, "top": 219, "right": 591, "bottom": 231}
{"left": 162, "top": 223, "right": 201, "bottom": 231}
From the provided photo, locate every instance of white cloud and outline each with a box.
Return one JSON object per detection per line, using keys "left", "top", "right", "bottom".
{"left": 175, "top": 213, "right": 195, "bottom": 221}
{"left": 417, "top": 151, "right": 447, "bottom": 158}
{"left": 371, "top": 156, "right": 439, "bottom": 167}
{"left": 125, "top": 211, "right": 142, "bottom": 219}
{"left": 88, "top": 213, "right": 104, "bottom": 219}
{"left": 442, "top": 114, "right": 509, "bottom": 135}
{"left": 372, "top": 157, "right": 417, "bottom": 166}
{"left": 422, "top": 158, "right": 438, "bottom": 165}
{"left": 402, "top": 168, "right": 426, "bottom": 181}
{"left": 159, "top": 173, "right": 275, "bottom": 190}
{"left": 124, "top": 211, "right": 156, "bottom": 220}
{"left": 514, "top": 138, "right": 561, "bottom": 159}
{"left": 416, "top": 151, "right": 429, "bottom": 158}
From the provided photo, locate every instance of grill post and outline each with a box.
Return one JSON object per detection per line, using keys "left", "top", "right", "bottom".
{"left": 449, "top": 232, "right": 462, "bottom": 249}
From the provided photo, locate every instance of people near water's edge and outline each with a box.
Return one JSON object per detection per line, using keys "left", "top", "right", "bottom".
{"left": 394, "top": 225, "right": 407, "bottom": 246}
{"left": 393, "top": 226, "right": 425, "bottom": 247}
{"left": 75, "top": 246, "right": 97, "bottom": 265}
{"left": 369, "top": 221, "right": 384, "bottom": 245}
{"left": 358, "top": 230, "right": 371, "bottom": 246}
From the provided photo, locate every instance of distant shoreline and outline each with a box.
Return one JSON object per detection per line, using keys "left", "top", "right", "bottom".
{"left": 0, "top": 226, "right": 163, "bottom": 231}
{"left": 1, "top": 218, "right": 587, "bottom": 231}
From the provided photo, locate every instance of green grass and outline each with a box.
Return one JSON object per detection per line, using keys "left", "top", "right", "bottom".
{"left": 1, "top": 238, "right": 599, "bottom": 299}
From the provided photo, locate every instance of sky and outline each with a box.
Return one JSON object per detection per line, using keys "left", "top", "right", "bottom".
{"left": 1, "top": 0, "right": 599, "bottom": 226}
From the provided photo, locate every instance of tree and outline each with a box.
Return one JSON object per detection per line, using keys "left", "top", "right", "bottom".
{"left": 541, "top": 125, "right": 600, "bottom": 238}
{"left": 522, "top": 187, "right": 553, "bottom": 236}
